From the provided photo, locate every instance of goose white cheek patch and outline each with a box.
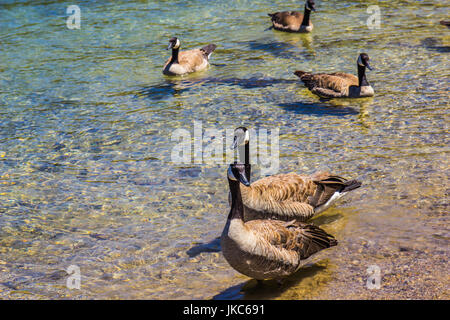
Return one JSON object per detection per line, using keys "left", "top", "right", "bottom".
{"left": 173, "top": 39, "right": 181, "bottom": 49}
{"left": 244, "top": 130, "right": 250, "bottom": 144}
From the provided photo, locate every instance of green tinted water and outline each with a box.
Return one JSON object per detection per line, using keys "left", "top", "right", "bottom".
{"left": 0, "top": 0, "right": 448, "bottom": 299}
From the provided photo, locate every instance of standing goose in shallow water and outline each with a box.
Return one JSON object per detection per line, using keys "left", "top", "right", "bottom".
{"left": 221, "top": 163, "right": 337, "bottom": 280}
{"left": 162, "top": 37, "right": 217, "bottom": 76}
{"left": 231, "top": 127, "right": 362, "bottom": 222}
{"left": 294, "top": 53, "right": 374, "bottom": 98}
{"left": 268, "top": 0, "right": 316, "bottom": 33}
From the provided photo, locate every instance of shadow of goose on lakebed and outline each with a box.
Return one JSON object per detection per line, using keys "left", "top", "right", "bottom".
{"left": 136, "top": 81, "right": 194, "bottom": 101}
{"left": 186, "top": 237, "right": 221, "bottom": 258}
{"left": 279, "top": 102, "right": 360, "bottom": 117}
{"left": 213, "top": 262, "right": 330, "bottom": 300}
{"left": 135, "top": 76, "right": 299, "bottom": 100}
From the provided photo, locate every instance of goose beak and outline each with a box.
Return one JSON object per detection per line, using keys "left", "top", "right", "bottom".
{"left": 167, "top": 43, "right": 173, "bottom": 50}
{"left": 366, "top": 63, "right": 373, "bottom": 71}
{"left": 238, "top": 171, "right": 250, "bottom": 187}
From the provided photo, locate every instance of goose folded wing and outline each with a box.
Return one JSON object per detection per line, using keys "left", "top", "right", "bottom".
{"left": 178, "top": 50, "right": 206, "bottom": 71}
{"left": 242, "top": 174, "right": 318, "bottom": 219}
{"left": 250, "top": 173, "right": 317, "bottom": 202}
{"left": 247, "top": 220, "right": 337, "bottom": 259}
{"left": 270, "top": 11, "right": 303, "bottom": 29}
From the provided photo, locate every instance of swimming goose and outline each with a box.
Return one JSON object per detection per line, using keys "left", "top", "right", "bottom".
{"left": 294, "top": 53, "right": 374, "bottom": 98}
{"left": 221, "top": 163, "right": 337, "bottom": 280}
{"left": 162, "top": 37, "right": 217, "bottom": 76}
{"left": 268, "top": 0, "right": 316, "bottom": 33}
{"left": 231, "top": 127, "right": 362, "bottom": 222}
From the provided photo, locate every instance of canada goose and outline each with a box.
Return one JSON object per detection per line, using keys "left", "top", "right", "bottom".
{"left": 162, "top": 37, "right": 217, "bottom": 76}
{"left": 231, "top": 127, "right": 362, "bottom": 222}
{"left": 268, "top": 0, "right": 316, "bottom": 33}
{"left": 294, "top": 53, "right": 374, "bottom": 98}
{"left": 221, "top": 163, "right": 337, "bottom": 280}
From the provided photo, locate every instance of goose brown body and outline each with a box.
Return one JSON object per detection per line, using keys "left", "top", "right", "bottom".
{"left": 221, "top": 218, "right": 337, "bottom": 279}
{"left": 240, "top": 172, "right": 361, "bottom": 222}
{"left": 221, "top": 164, "right": 337, "bottom": 280}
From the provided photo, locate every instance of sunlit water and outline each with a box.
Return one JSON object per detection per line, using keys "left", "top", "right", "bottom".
{"left": 0, "top": 0, "right": 448, "bottom": 299}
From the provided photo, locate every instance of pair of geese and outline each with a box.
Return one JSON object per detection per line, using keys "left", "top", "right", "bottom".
{"left": 162, "top": 0, "right": 375, "bottom": 99}
{"left": 220, "top": 127, "right": 361, "bottom": 280}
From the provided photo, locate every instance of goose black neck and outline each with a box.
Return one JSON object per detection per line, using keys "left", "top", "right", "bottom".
{"left": 170, "top": 48, "right": 179, "bottom": 64}
{"left": 228, "top": 178, "right": 244, "bottom": 220}
{"left": 301, "top": 6, "right": 312, "bottom": 26}
{"left": 244, "top": 143, "right": 250, "bottom": 165}
{"left": 244, "top": 143, "right": 251, "bottom": 182}
{"left": 237, "top": 143, "right": 251, "bottom": 181}
{"left": 358, "top": 64, "right": 369, "bottom": 87}
{"left": 244, "top": 143, "right": 249, "bottom": 166}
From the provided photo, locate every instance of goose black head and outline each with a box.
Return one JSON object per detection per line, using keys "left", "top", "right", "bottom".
{"left": 358, "top": 53, "right": 373, "bottom": 70}
{"left": 227, "top": 163, "right": 250, "bottom": 187}
{"left": 306, "top": 0, "right": 316, "bottom": 11}
{"left": 231, "top": 127, "right": 249, "bottom": 150}
{"left": 167, "top": 37, "right": 180, "bottom": 50}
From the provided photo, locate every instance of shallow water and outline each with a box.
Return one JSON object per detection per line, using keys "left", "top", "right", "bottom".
{"left": 0, "top": 0, "right": 449, "bottom": 299}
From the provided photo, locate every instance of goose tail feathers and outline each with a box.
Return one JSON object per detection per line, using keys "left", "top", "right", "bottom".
{"left": 341, "top": 180, "right": 362, "bottom": 193}
{"left": 200, "top": 44, "right": 217, "bottom": 59}
{"left": 309, "top": 174, "right": 362, "bottom": 209}
{"left": 301, "top": 224, "right": 338, "bottom": 257}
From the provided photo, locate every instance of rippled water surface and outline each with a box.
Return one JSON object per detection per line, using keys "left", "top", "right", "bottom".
{"left": 0, "top": 0, "right": 449, "bottom": 299}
